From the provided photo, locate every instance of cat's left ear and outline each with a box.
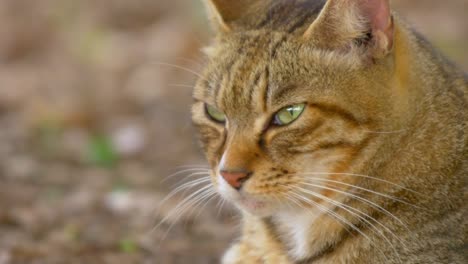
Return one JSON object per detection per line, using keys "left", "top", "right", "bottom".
{"left": 304, "top": 0, "right": 394, "bottom": 58}
{"left": 202, "top": 0, "right": 261, "bottom": 33}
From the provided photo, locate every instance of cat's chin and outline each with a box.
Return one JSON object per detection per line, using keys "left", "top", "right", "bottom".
{"left": 236, "top": 197, "right": 275, "bottom": 217}
{"left": 224, "top": 190, "right": 276, "bottom": 217}
{"left": 217, "top": 175, "right": 276, "bottom": 217}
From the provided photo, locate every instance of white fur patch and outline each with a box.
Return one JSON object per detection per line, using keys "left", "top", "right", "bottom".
{"left": 275, "top": 209, "right": 321, "bottom": 260}
{"left": 217, "top": 174, "right": 239, "bottom": 201}
{"left": 221, "top": 244, "right": 241, "bottom": 264}
{"left": 273, "top": 157, "right": 340, "bottom": 260}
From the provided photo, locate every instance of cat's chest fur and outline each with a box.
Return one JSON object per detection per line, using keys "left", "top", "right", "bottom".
{"left": 274, "top": 209, "right": 322, "bottom": 260}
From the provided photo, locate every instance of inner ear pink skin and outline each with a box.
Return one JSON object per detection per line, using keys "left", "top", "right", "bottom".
{"left": 360, "top": 0, "right": 394, "bottom": 49}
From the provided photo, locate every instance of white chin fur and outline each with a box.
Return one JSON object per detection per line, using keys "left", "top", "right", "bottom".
{"left": 274, "top": 208, "right": 322, "bottom": 260}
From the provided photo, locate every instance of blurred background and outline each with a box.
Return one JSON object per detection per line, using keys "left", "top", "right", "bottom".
{"left": 0, "top": 0, "right": 466, "bottom": 263}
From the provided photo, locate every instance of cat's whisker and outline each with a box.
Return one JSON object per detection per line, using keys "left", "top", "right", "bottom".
{"left": 161, "top": 167, "right": 210, "bottom": 183}
{"left": 157, "top": 177, "right": 211, "bottom": 213}
{"left": 193, "top": 192, "right": 219, "bottom": 220}
{"left": 361, "top": 127, "right": 407, "bottom": 134}
{"left": 170, "top": 188, "right": 216, "bottom": 227}
{"left": 278, "top": 189, "right": 353, "bottom": 235}
{"left": 155, "top": 184, "right": 215, "bottom": 240}
{"left": 176, "top": 188, "right": 218, "bottom": 232}
{"left": 297, "top": 188, "right": 400, "bottom": 263}
{"left": 297, "top": 179, "right": 410, "bottom": 231}
{"left": 173, "top": 164, "right": 210, "bottom": 169}
{"left": 150, "top": 172, "right": 208, "bottom": 240}
{"left": 149, "top": 61, "right": 206, "bottom": 80}
{"left": 174, "top": 57, "right": 206, "bottom": 69}
{"left": 279, "top": 185, "right": 361, "bottom": 236}
{"left": 162, "top": 174, "right": 210, "bottom": 195}
{"left": 296, "top": 186, "right": 406, "bottom": 262}
{"left": 282, "top": 180, "right": 409, "bottom": 249}
{"left": 160, "top": 189, "right": 217, "bottom": 242}
{"left": 296, "top": 172, "right": 425, "bottom": 196}
{"left": 296, "top": 176, "right": 423, "bottom": 210}
{"left": 170, "top": 176, "right": 212, "bottom": 198}
{"left": 287, "top": 190, "right": 368, "bottom": 242}
{"left": 169, "top": 83, "right": 196, "bottom": 89}
{"left": 286, "top": 188, "right": 392, "bottom": 263}
{"left": 167, "top": 192, "right": 209, "bottom": 232}
{"left": 281, "top": 193, "right": 298, "bottom": 211}
{"left": 281, "top": 191, "right": 347, "bottom": 233}
{"left": 157, "top": 184, "right": 213, "bottom": 225}
{"left": 296, "top": 186, "right": 391, "bottom": 233}
{"left": 215, "top": 197, "right": 227, "bottom": 218}
{"left": 169, "top": 171, "right": 211, "bottom": 189}
{"left": 272, "top": 192, "right": 286, "bottom": 207}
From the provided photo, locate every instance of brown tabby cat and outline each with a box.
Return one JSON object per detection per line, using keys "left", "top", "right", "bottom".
{"left": 191, "top": 0, "right": 467, "bottom": 263}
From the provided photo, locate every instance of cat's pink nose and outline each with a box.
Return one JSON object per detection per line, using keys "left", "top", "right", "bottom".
{"left": 220, "top": 170, "right": 251, "bottom": 190}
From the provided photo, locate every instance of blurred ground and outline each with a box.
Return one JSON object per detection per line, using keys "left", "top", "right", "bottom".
{"left": 0, "top": 1, "right": 466, "bottom": 263}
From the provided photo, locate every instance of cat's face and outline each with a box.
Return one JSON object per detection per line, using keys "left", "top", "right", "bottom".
{"left": 193, "top": 0, "right": 397, "bottom": 217}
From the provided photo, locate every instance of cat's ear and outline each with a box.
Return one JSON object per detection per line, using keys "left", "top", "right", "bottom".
{"left": 304, "top": 0, "right": 394, "bottom": 58}
{"left": 202, "top": 0, "right": 260, "bottom": 32}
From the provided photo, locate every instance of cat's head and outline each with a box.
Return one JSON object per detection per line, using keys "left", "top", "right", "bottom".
{"left": 193, "top": 0, "right": 403, "bottom": 217}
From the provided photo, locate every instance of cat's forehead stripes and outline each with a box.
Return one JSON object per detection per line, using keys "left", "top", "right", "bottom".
{"left": 207, "top": 34, "right": 261, "bottom": 103}
{"left": 212, "top": 35, "right": 268, "bottom": 116}
{"left": 198, "top": 0, "right": 364, "bottom": 123}
{"left": 213, "top": 32, "right": 301, "bottom": 116}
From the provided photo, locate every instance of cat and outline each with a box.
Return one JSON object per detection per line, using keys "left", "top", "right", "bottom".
{"left": 190, "top": 0, "right": 467, "bottom": 263}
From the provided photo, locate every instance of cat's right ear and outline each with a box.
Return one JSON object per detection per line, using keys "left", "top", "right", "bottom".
{"left": 202, "top": 0, "right": 260, "bottom": 33}
{"left": 303, "top": 0, "right": 394, "bottom": 59}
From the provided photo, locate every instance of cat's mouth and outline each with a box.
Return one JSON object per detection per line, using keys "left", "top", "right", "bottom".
{"left": 217, "top": 175, "right": 274, "bottom": 216}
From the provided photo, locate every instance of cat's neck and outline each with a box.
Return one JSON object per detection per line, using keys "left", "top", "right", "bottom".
{"left": 272, "top": 208, "right": 323, "bottom": 260}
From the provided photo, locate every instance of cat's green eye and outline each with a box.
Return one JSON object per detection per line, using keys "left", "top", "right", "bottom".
{"left": 273, "top": 104, "right": 306, "bottom": 126}
{"left": 205, "top": 104, "right": 226, "bottom": 123}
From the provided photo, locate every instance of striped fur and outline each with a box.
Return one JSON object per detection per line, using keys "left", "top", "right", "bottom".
{"left": 192, "top": 0, "right": 468, "bottom": 263}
